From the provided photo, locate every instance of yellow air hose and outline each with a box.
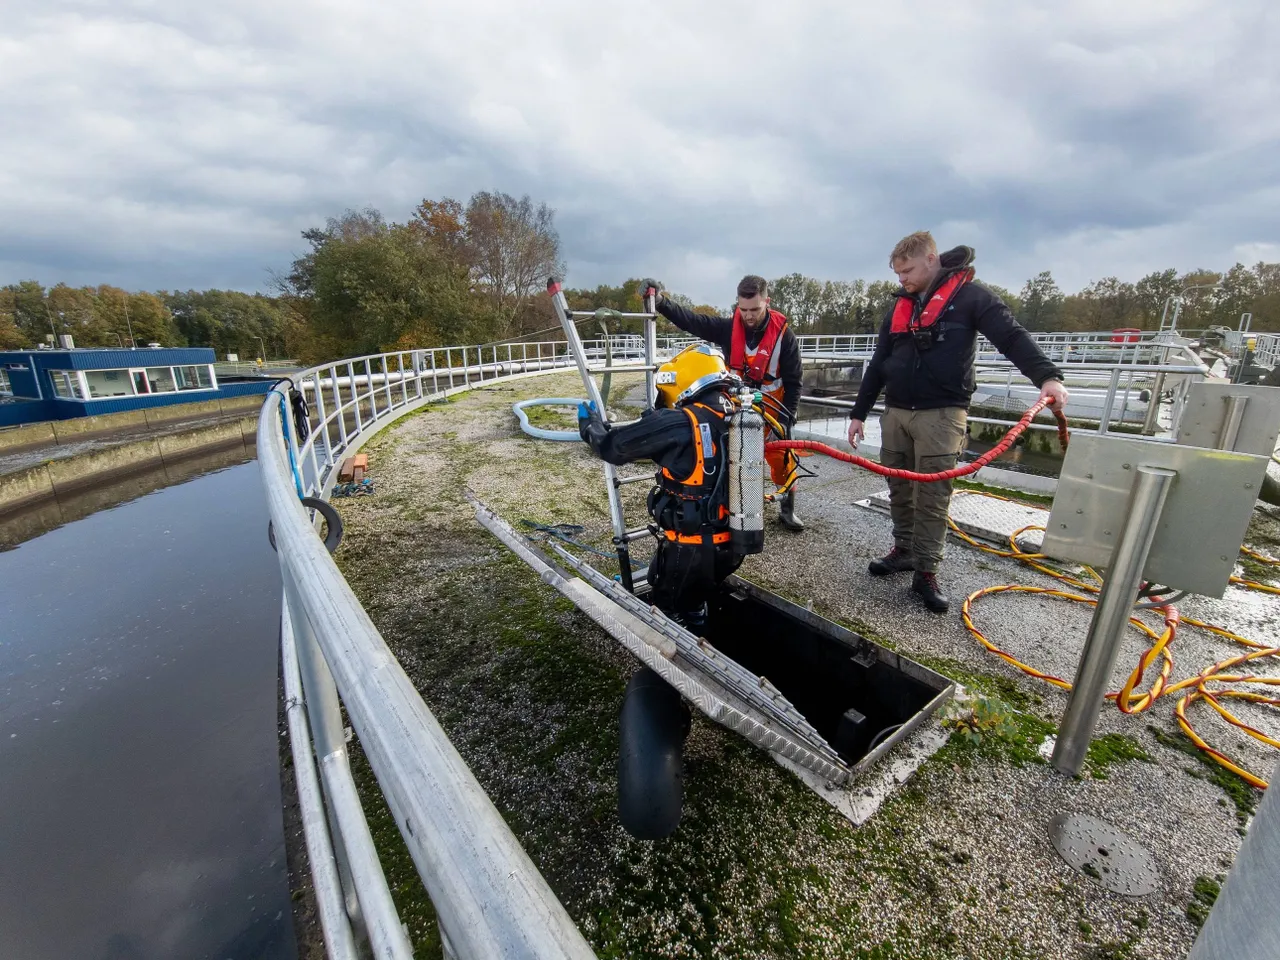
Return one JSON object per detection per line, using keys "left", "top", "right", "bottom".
{"left": 954, "top": 490, "right": 1280, "bottom": 789}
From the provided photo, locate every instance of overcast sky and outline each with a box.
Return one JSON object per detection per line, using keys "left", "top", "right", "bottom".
{"left": 2, "top": 1, "right": 1277, "bottom": 305}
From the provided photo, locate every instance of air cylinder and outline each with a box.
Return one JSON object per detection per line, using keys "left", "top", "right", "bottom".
{"left": 727, "top": 388, "right": 765, "bottom": 556}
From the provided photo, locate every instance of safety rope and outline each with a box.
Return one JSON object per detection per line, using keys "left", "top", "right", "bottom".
{"left": 764, "top": 396, "right": 1069, "bottom": 483}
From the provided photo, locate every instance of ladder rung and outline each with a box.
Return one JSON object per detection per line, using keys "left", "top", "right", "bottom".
{"left": 616, "top": 473, "right": 656, "bottom": 486}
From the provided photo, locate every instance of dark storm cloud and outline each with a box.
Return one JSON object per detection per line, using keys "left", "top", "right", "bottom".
{"left": 1, "top": 0, "right": 1276, "bottom": 303}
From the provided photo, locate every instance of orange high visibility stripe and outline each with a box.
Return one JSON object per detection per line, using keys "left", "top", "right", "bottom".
{"left": 660, "top": 406, "right": 714, "bottom": 486}
{"left": 663, "top": 529, "right": 731, "bottom": 545}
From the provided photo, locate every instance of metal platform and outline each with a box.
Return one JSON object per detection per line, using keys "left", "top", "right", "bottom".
{"left": 856, "top": 488, "right": 1049, "bottom": 551}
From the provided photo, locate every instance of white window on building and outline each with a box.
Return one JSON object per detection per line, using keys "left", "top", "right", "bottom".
{"left": 49, "top": 370, "right": 84, "bottom": 400}
{"left": 173, "top": 365, "right": 214, "bottom": 391}
{"left": 146, "top": 367, "right": 177, "bottom": 393}
{"left": 0, "top": 369, "right": 11, "bottom": 396}
{"left": 84, "top": 369, "right": 132, "bottom": 399}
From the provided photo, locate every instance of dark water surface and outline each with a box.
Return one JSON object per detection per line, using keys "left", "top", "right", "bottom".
{"left": 0, "top": 458, "right": 294, "bottom": 960}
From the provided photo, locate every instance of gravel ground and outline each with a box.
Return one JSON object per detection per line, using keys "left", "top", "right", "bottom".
{"left": 326, "top": 370, "right": 1280, "bottom": 960}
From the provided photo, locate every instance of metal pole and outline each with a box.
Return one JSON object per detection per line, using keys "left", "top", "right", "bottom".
{"left": 1187, "top": 755, "right": 1280, "bottom": 960}
{"left": 545, "top": 278, "right": 634, "bottom": 589}
{"left": 1051, "top": 466, "right": 1176, "bottom": 776}
{"left": 1096, "top": 367, "right": 1122, "bottom": 436}
{"left": 1219, "top": 395, "right": 1248, "bottom": 451}
{"left": 643, "top": 285, "right": 658, "bottom": 410}
{"left": 1142, "top": 371, "right": 1166, "bottom": 435}
{"left": 281, "top": 602, "right": 360, "bottom": 960}
{"left": 283, "top": 571, "right": 364, "bottom": 928}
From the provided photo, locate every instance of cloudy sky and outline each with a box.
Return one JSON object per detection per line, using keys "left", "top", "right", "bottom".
{"left": 2, "top": 1, "right": 1277, "bottom": 305}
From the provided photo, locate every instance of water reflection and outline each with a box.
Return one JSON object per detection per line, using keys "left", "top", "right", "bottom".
{"left": 0, "top": 458, "right": 294, "bottom": 960}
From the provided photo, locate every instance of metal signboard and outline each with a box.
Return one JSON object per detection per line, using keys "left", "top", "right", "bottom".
{"left": 1175, "top": 381, "right": 1280, "bottom": 456}
{"left": 1041, "top": 434, "right": 1267, "bottom": 597}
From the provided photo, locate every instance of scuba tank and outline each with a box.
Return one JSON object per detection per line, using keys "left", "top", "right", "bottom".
{"left": 726, "top": 387, "right": 765, "bottom": 556}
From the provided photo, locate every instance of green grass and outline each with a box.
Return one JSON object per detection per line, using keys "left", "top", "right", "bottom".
{"left": 1085, "top": 734, "right": 1154, "bottom": 780}
{"left": 1186, "top": 875, "right": 1221, "bottom": 929}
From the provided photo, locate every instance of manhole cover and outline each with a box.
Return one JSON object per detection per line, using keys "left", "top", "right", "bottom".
{"left": 1048, "top": 813, "right": 1159, "bottom": 897}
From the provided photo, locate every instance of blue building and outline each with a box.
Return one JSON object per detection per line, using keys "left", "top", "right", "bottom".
{"left": 0, "top": 346, "right": 274, "bottom": 427}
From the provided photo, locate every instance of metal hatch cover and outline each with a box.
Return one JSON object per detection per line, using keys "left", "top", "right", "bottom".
{"left": 1048, "top": 813, "right": 1160, "bottom": 898}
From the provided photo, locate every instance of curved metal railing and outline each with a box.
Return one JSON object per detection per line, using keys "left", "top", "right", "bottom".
{"left": 259, "top": 343, "right": 634, "bottom": 959}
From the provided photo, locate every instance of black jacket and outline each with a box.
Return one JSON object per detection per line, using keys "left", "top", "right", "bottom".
{"left": 654, "top": 299, "right": 804, "bottom": 417}
{"left": 580, "top": 398, "right": 729, "bottom": 481}
{"left": 850, "top": 247, "right": 1063, "bottom": 421}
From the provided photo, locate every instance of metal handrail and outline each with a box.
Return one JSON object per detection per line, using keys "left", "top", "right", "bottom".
{"left": 260, "top": 350, "right": 600, "bottom": 959}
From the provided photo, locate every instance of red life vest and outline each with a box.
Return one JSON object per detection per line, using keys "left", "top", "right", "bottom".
{"left": 889, "top": 268, "right": 974, "bottom": 334}
{"left": 729, "top": 309, "right": 788, "bottom": 387}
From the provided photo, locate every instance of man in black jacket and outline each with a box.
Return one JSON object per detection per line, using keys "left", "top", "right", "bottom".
{"left": 847, "top": 232, "right": 1069, "bottom": 613}
{"left": 643, "top": 275, "right": 806, "bottom": 532}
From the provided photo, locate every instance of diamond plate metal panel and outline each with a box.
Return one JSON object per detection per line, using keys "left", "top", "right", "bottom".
{"left": 1040, "top": 434, "right": 1267, "bottom": 597}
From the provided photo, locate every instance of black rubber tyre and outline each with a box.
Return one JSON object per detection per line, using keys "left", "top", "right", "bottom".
{"left": 617, "top": 668, "right": 691, "bottom": 841}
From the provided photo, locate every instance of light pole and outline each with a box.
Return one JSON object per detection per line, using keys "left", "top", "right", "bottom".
{"left": 254, "top": 336, "right": 267, "bottom": 361}
{"left": 121, "top": 292, "right": 136, "bottom": 349}
{"left": 1161, "top": 281, "right": 1222, "bottom": 336}
{"left": 108, "top": 332, "right": 123, "bottom": 348}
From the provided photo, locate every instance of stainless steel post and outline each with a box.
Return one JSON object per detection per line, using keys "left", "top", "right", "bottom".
{"left": 1050, "top": 465, "right": 1176, "bottom": 777}
{"left": 1096, "top": 367, "right": 1122, "bottom": 436}
{"left": 1187, "top": 755, "right": 1280, "bottom": 960}
{"left": 1141, "top": 371, "right": 1165, "bottom": 435}
{"left": 283, "top": 572, "right": 364, "bottom": 928}
{"left": 643, "top": 285, "right": 658, "bottom": 410}
{"left": 1219, "top": 394, "right": 1248, "bottom": 450}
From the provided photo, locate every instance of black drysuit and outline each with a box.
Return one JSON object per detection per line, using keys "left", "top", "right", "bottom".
{"left": 580, "top": 397, "right": 742, "bottom": 618}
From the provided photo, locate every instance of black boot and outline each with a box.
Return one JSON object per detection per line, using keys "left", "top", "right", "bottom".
{"left": 869, "top": 546, "right": 914, "bottom": 576}
{"left": 779, "top": 490, "right": 804, "bottom": 532}
{"left": 911, "top": 571, "right": 950, "bottom": 614}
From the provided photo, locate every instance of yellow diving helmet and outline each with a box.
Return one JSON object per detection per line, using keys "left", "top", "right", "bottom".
{"left": 653, "top": 343, "right": 738, "bottom": 408}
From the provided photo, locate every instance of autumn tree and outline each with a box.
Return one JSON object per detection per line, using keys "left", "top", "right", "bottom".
{"left": 465, "top": 192, "right": 564, "bottom": 338}
{"left": 1017, "top": 272, "right": 1064, "bottom": 331}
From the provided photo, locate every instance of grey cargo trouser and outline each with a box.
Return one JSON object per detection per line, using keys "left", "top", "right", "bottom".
{"left": 879, "top": 406, "right": 968, "bottom": 574}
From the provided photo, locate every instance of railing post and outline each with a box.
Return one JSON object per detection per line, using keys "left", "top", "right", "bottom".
{"left": 332, "top": 364, "right": 349, "bottom": 450}
{"left": 364, "top": 359, "right": 377, "bottom": 419}
{"left": 1051, "top": 466, "right": 1176, "bottom": 776}
{"left": 349, "top": 362, "right": 362, "bottom": 433}
{"left": 311, "top": 373, "right": 334, "bottom": 471}
{"left": 1097, "top": 367, "right": 1122, "bottom": 435}
{"left": 282, "top": 571, "right": 364, "bottom": 931}
{"left": 1142, "top": 371, "right": 1165, "bottom": 435}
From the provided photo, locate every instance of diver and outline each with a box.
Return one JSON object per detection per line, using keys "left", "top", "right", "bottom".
{"left": 578, "top": 343, "right": 744, "bottom": 632}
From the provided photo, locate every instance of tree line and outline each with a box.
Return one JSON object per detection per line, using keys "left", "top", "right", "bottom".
{"left": 3, "top": 191, "right": 1279, "bottom": 361}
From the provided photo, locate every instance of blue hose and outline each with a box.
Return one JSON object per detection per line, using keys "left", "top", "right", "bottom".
{"left": 513, "top": 397, "right": 586, "bottom": 442}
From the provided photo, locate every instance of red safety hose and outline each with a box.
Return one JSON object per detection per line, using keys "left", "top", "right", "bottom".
{"left": 765, "top": 398, "right": 1069, "bottom": 482}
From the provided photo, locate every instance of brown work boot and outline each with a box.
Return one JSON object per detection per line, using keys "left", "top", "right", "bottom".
{"left": 868, "top": 546, "right": 914, "bottom": 576}
{"left": 911, "top": 571, "right": 950, "bottom": 614}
